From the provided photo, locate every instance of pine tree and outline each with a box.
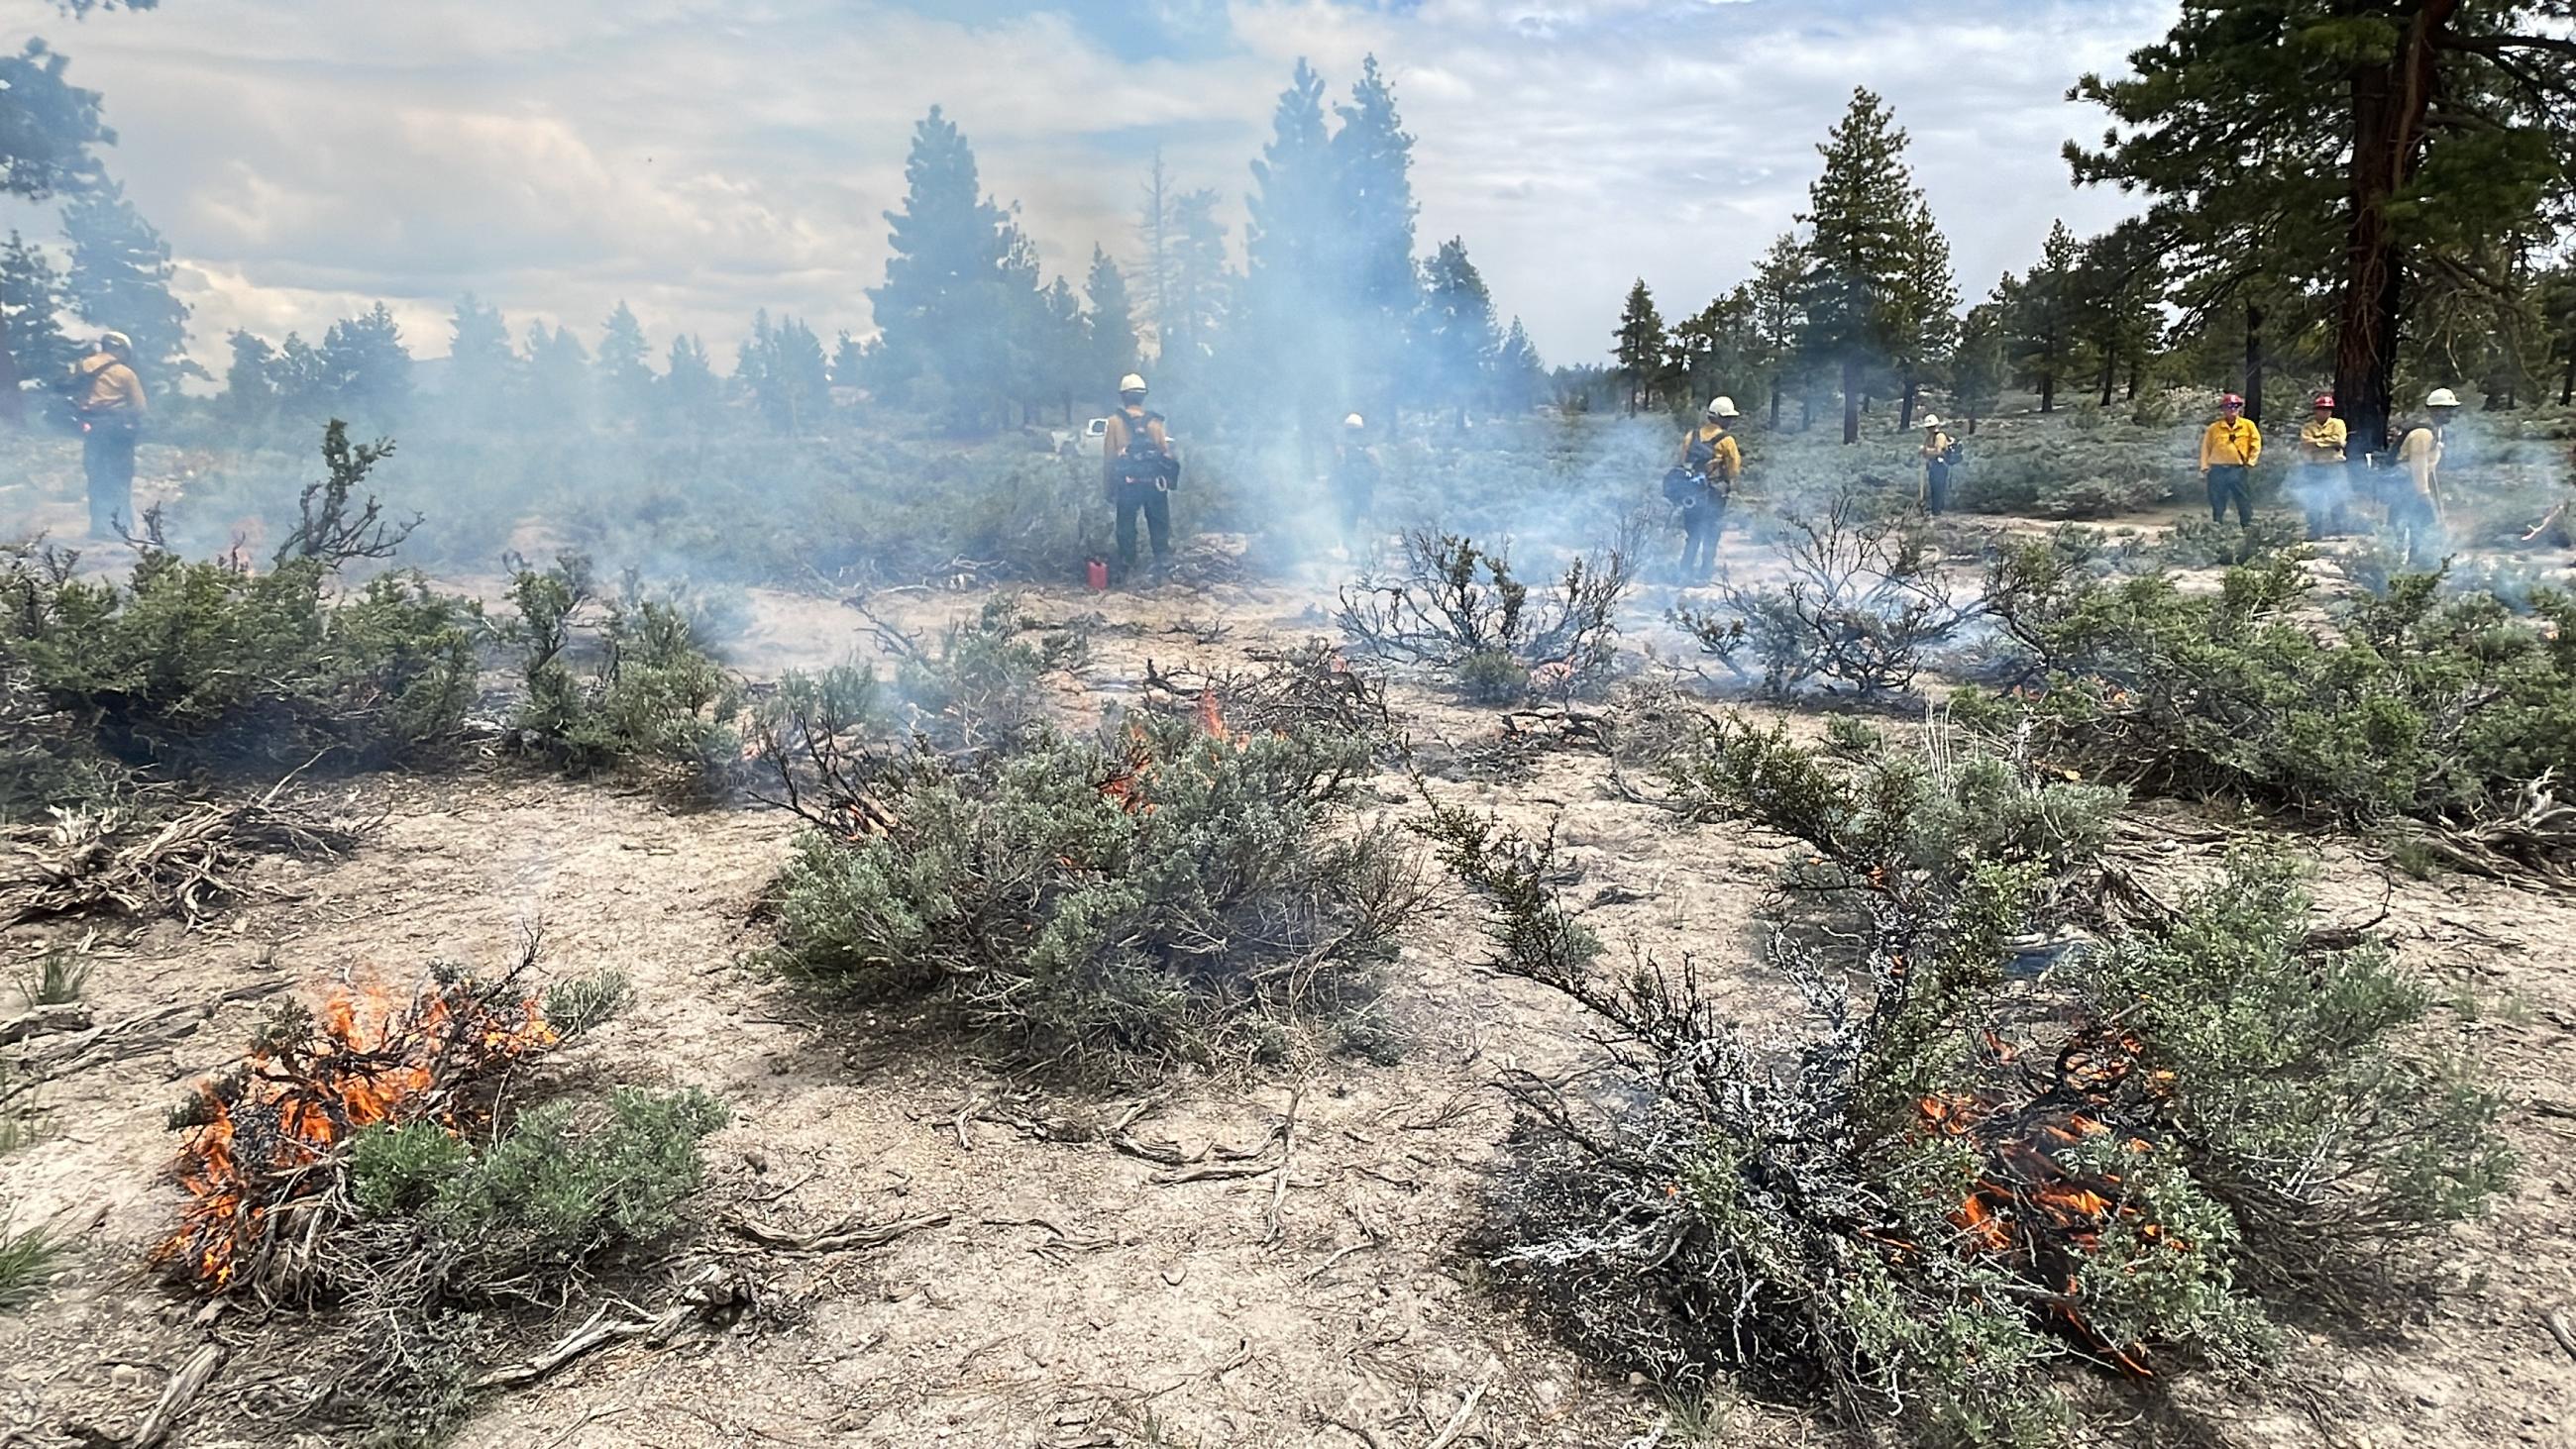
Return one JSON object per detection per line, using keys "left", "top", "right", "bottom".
{"left": 1242, "top": 60, "right": 1339, "bottom": 432}
{"left": 662, "top": 333, "right": 720, "bottom": 432}
{"left": 1612, "top": 279, "right": 1667, "bottom": 417}
{"left": 865, "top": 107, "right": 1024, "bottom": 428}
{"left": 1952, "top": 295, "right": 2008, "bottom": 432}
{"left": 1415, "top": 237, "right": 1497, "bottom": 429}
{"left": 1797, "top": 88, "right": 1928, "bottom": 443}
{"left": 1330, "top": 55, "right": 1420, "bottom": 421}
{"left": 2008, "top": 221, "right": 2080, "bottom": 413}
{"left": 828, "top": 329, "right": 865, "bottom": 387}
{"left": 1163, "top": 187, "right": 1231, "bottom": 384}
{"left": 219, "top": 329, "right": 280, "bottom": 427}
{"left": 765, "top": 316, "right": 831, "bottom": 433}
{"left": 1750, "top": 233, "right": 1807, "bottom": 430}
{"left": 61, "top": 176, "right": 191, "bottom": 381}
{"left": 1494, "top": 316, "right": 1546, "bottom": 414}
{"left": 1036, "top": 275, "right": 1086, "bottom": 421}
{"left": 1083, "top": 246, "right": 1138, "bottom": 395}
{"left": 0, "top": 230, "right": 76, "bottom": 391}
{"left": 1884, "top": 198, "right": 1959, "bottom": 429}
{"left": 2067, "top": 1, "right": 2576, "bottom": 470}
{"left": 2071, "top": 221, "right": 2167, "bottom": 407}
{"left": 0, "top": 39, "right": 111, "bottom": 424}
{"left": 315, "top": 303, "right": 411, "bottom": 426}
{"left": 271, "top": 332, "right": 326, "bottom": 417}
{"left": 445, "top": 293, "right": 517, "bottom": 431}
{"left": 526, "top": 320, "right": 591, "bottom": 428}
{"left": 595, "top": 301, "right": 654, "bottom": 423}
{"left": 1137, "top": 149, "right": 1175, "bottom": 362}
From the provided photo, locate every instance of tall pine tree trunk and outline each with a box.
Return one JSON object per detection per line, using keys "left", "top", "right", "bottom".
{"left": 1899, "top": 374, "right": 1918, "bottom": 430}
{"left": 2099, "top": 354, "right": 2116, "bottom": 407}
{"left": 0, "top": 315, "right": 21, "bottom": 429}
{"left": 2560, "top": 348, "right": 2574, "bottom": 407}
{"left": 1840, "top": 356, "right": 1861, "bottom": 444}
{"left": 2334, "top": 0, "right": 2453, "bottom": 465}
{"left": 2127, "top": 353, "right": 2143, "bottom": 401}
{"left": 2243, "top": 299, "right": 2266, "bottom": 425}
{"left": 1769, "top": 377, "right": 1782, "bottom": 430}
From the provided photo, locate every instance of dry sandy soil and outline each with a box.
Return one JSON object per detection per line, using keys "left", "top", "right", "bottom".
{"left": 3, "top": 461, "right": 2574, "bottom": 1448}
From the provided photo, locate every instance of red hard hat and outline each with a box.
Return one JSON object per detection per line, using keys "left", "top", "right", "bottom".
{"left": 2313, "top": 393, "right": 2335, "bottom": 408}
{"left": 2220, "top": 393, "right": 2245, "bottom": 407}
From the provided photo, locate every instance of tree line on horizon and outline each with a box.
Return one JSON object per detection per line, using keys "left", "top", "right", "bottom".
{"left": 3, "top": 4, "right": 2572, "bottom": 451}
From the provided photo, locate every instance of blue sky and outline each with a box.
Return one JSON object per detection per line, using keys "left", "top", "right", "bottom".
{"left": 0, "top": 0, "right": 2177, "bottom": 374}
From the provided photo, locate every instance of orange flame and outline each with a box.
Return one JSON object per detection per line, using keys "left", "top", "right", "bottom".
{"left": 161, "top": 982, "right": 559, "bottom": 1292}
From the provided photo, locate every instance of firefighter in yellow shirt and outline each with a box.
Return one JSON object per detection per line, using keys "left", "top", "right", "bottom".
{"left": 1673, "top": 397, "right": 1743, "bottom": 582}
{"left": 2391, "top": 387, "right": 2462, "bottom": 556}
{"left": 2293, "top": 392, "right": 2348, "bottom": 539}
{"left": 2196, "top": 391, "right": 2261, "bottom": 527}
{"left": 1102, "top": 372, "right": 1177, "bottom": 583}
{"left": 67, "top": 331, "right": 148, "bottom": 539}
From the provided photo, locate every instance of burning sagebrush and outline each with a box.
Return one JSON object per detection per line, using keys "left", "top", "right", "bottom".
{"left": 161, "top": 954, "right": 576, "bottom": 1300}
{"left": 1426, "top": 718, "right": 2504, "bottom": 1445}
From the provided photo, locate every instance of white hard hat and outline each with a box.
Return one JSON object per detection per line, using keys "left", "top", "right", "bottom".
{"left": 1921, "top": 415, "right": 1944, "bottom": 429}
{"left": 1342, "top": 413, "right": 1365, "bottom": 429}
{"left": 100, "top": 331, "right": 132, "bottom": 353}
{"left": 1706, "top": 396, "right": 1740, "bottom": 419}
{"left": 2426, "top": 387, "right": 2461, "bottom": 409}
{"left": 1119, "top": 373, "right": 1147, "bottom": 394}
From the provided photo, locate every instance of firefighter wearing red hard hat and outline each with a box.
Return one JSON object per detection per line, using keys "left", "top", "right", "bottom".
{"left": 67, "top": 331, "right": 147, "bottom": 539}
{"left": 1102, "top": 372, "right": 1177, "bottom": 583}
{"left": 2197, "top": 392, "right": 2262, "bottom": 528}
{"left": 2295, "top": 392, "right": 2349, "bottom": 539}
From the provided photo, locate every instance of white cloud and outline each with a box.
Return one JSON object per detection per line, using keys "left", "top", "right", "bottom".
{"left": 0, "top": 0, "right": 2178, "bottom": 374}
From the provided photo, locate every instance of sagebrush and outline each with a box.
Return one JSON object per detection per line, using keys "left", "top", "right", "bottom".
{"left": 766, "top": 716, "right": 1424, "bottom": 1083}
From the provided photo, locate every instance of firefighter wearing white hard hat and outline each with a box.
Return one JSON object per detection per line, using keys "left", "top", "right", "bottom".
{"left": 1103, "top": 373, "right": 1176, "bottom": 583}
{"left": 2393, "top": 387, "right": 2464, "bottom": 549}
{"left": 1331, "top": 412, "right": 1380, "bottom": 562}
{"left": 1918, "top": 414, "right": 1957, "bottom": 515}
{"left": 68, "top": 331, "right": 148, "bottom": 540}
{"left": 1671, "top": 398, "right": 1743, "bottom": 582}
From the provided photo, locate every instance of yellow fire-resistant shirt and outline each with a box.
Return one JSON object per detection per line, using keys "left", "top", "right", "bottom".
{"left": 69, "top": 352, "right": 147, "bottom": 416}
{"left": 2398, "top": 426, "right": 2445, "bottom": 505}
{"left": 1920, "top": 430, "right": 1955, "bottom": 462}
{"left": 2296, "top": 417, "right": 2346, "bottom": 466}
{"left": 1678, "top": 423, "right": 1743, "bottom": 485}
{"left": 2198, "top": 417, "right": 2261, "bottom": 469}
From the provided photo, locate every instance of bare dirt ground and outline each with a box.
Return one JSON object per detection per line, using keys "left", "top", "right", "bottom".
{"left": 4, "top": 487, "right": 2575, "bottom": 1447}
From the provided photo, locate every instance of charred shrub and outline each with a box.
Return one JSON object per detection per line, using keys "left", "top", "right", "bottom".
{"left": 865, "top": 595, "right": 1091, "bottom": 755}
{"left": 500, "top": 553, "right": 743, "bottom": 788}
{"left": 1425, "top": 720, "right": 2503, "bottom": 1446}
{"left": 765, "top": 717, "right": 1425, "bottom": 1084}
{"left": 1337, "top": 530, "right": 1630, "bottom": 702}
{"left": 1673, "top": 489, "right": 1973, "bottom": 699}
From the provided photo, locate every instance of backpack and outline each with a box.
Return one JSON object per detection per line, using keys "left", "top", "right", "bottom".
{"left": 1662, "top": 466, "right": 1702, "bottom": 504}
{"left": 1940, "top": 438, "right": 1965, "bottom": 467}
{"left": 1681, "top": 427, "right": 1720, "bottom": 473}
{"left": 1114, "top": 410, "right": 1173, "bottom": 487}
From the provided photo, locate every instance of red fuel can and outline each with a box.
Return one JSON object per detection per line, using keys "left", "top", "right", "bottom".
{"left": 1085, "top": 557, "right": 1110, "bottom": 592}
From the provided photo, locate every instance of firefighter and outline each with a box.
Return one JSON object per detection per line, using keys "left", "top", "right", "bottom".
{"left": 1673, "top": 396, "right": 1742, "bottom": 582}
{"left": 2392, "top": 387, "right": 2463, "bottom": 556}
{"left": 68, "top": 331, "right": 147, "bottom": 539}
{"left": 2294, "top": 392, "right": 2349, "bottom": 540}
{"left": 1102, "top": 372, "right": 1177, "bottom": 583}
{"left": 1918, "top": 414, "right": 1956, "bottom": 515}
{"left": 1329, "top": 412, "right": 1380, "bottom": 561}
{"left": 2196, "top": 391, "right": 2262, "bottom": 528}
